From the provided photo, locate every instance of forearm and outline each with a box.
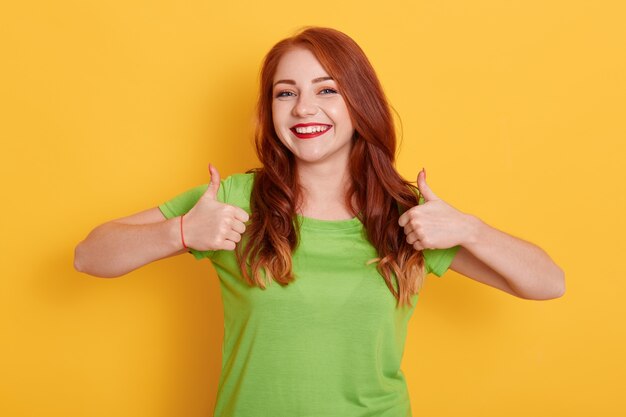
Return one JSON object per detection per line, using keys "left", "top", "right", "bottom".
{"left": 74, "top": 217, "right": 185, "bottom": 278}
{"left": 463, "top": 215, "right": 565, "bottom": 299}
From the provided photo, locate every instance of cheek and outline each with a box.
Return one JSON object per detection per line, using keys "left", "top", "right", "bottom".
{"left": 270, "top": 112, "right": 289, "bottom": 145}
{"left": 272, "top": 103, "right": 289, "bottom": 129}
{"left": 332, "top": 110, "right": 354, "bottom": 134}
{"left": 270, "top": 107, "right": 282, "bottom": 137}
{"left": 327, "top": 102, "right": 352, "bottom": 127}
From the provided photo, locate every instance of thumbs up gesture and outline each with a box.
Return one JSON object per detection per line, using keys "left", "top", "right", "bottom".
{"left": 398, "top": 168, "right": 471, "bottom": 251}
{"left": 181, "top": 164, "right": 250, "bottom": 251}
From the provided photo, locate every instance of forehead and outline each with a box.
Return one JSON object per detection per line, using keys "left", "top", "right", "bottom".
{"left": 273, "top": 47, "right": 330, "bottom": 81}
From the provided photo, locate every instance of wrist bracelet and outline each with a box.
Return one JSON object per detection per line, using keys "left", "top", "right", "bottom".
{"left": 180, "top": 215, "right": 188, "bottom": 249}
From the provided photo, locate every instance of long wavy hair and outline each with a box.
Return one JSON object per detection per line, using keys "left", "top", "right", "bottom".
{"left": 236, "top": 27, "right": 425, "bottom": 308}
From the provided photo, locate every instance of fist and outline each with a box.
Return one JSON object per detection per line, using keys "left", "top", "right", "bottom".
{"left": 398, "top": 168, "right": 470, "bottom": 251}
{"left": 181, "top": 164, "right": 249, "bottom": 251}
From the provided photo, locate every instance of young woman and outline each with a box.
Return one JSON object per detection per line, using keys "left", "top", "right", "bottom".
{"left": 74, "top": 27, "right": 565, "bottom": 417}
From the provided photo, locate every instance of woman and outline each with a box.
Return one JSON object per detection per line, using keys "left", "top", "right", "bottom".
{"left": 75, "top": 27, "right": 565, "bottom": 417}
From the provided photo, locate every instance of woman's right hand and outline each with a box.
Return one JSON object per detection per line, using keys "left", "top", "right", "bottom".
{"left": 181, "top": 164, "right": 250, "bottom": 251}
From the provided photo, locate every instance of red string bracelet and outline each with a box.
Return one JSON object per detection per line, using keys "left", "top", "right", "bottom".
{"left": 180, "top": 215, "right": 188, "bottom": 249}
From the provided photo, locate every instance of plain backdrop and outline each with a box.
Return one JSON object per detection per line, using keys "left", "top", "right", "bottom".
{"left": 1, "top": 1, "right": 624, "bottom": 416}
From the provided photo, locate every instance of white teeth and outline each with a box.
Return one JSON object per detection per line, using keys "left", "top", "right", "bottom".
{"left": 294, "top": 125, "right": 329, "bottom": 134}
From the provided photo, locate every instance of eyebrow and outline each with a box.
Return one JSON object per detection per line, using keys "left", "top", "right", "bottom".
{"left": 273, "top": 76, "right": 334, "bottom": 87}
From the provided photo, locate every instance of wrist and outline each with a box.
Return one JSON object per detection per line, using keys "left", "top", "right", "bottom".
{"left": 461, "top": 213, "right": 485, "bottom": 247}
{"left": 180, "top": 214, "right": 189, "bottom": 249}
{"left": 166, "top": 216, "right": 187, "bottom": 251}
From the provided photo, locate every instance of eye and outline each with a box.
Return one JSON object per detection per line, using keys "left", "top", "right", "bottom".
{"left": 275, "top": 90, "right": 295, "bottom": 98}
{"left": 319, "top": 88, "right": 338, "bottom": 95}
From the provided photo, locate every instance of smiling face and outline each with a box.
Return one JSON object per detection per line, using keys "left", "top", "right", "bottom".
{"left": 272, "top": 47, "right": 355, "bottom": 168}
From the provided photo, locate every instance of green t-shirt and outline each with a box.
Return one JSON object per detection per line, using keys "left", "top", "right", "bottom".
{"left": 159, "top": 173, "right": 460, "bottom": 417}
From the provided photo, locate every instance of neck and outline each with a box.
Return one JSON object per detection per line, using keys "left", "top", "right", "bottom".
{"left": 295, "top": 158, "right": 354, "bottom": 220}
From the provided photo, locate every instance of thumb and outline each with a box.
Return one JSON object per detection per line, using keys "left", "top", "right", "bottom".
{"left": 204, "top": 163, "right": 221, "bottom": 200}
{"left": 417, "top": 168, "right": 439, "bottom": 202}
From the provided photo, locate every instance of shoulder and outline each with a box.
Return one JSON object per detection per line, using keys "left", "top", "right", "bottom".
{"left": 224, "top": 172, "right": 255, "bottom": 189}
{"left": 221, "top": 172, "right": 255, "bottom": 211}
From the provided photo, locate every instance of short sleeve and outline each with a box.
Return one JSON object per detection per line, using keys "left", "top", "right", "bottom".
{"left": 416, "top": 194, "right": 461, "bottom": 277}
{"left": 158, "top": 178, "right": 229, "bottom": 260}
{"left": 423, "top": 245, "right": 461, "bottom": 277}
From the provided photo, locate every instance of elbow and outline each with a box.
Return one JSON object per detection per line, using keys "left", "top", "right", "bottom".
{"left": 548, "top": 266, "right": 566, "bottom": 299}
{"left": 73, "top": 242, "right": 85, "bottom": 273}
{"left": 522, "top": 267, "right": 566, "bottom": 301}
{"left": 540, "top": 284, "right": 565, "bottom": 301}
{"left": 73, "top": 242, "right": 117, "bottom": 278}
{"left": 553, "top": 267, "right": 566, "bottom": 298}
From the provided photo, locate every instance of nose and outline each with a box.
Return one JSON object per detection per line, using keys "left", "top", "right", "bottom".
{"left": 292, "top": 93, "right": 318, "bottom": 117}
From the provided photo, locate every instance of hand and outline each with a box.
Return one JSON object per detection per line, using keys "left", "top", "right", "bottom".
{"left": 181, "top": 164, "right": 250, "bottom": 251}
{"left": 398, "top": 168, "right": 472, "bottom": 251}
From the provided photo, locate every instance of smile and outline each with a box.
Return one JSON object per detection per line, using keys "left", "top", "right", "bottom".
{"left": 290, "top": 123, "right": 332, "bottom": 139}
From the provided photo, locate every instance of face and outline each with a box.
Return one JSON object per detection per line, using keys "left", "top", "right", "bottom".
{"left": 272, "top": 47, "right": 355, "bottom": 168}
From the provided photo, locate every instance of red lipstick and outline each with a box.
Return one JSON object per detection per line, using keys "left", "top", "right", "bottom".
{"left": 290, "top": 123, "right": 332, "bottom": 139}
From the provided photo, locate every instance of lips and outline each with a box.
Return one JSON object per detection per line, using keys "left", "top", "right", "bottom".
{"left": 290, "top": 123, "right": 332, "bottom": 139}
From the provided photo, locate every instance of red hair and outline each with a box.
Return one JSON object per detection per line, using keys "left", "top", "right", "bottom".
{"left": 237, "top": 27, "right": 425, "bottom": 308}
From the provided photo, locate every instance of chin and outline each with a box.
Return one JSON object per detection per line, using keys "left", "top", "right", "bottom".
{"left": 293, "top": 152, "right": 329, "bottom": 164}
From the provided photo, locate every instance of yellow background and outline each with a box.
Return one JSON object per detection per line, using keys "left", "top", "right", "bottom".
{"left": 1, "top": 1, "right": 624, "bottom": 416}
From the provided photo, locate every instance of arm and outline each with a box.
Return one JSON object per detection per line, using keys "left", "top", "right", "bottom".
{"left": 449, "top": 216, "right": 565, "bottom": 300}
{"left": 74, "top": 165, "right": 249, "bottom": 278}
{"left": 74, "top": 207, "right": 187, "bottom": 278}
{"left": 399, "top": 168, "right": 565, "bottom": 300}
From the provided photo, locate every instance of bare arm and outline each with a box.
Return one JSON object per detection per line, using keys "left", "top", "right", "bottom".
{"left": 74, "top": 207, "right": 187, "bottom": 278}
{"left": 449, "top": 219, "right": 565, "bottom": 300}
{"left": 74, "top": 165, "right": 249, "bottom": 278}
{"left": 399, "top": 168, "right": 565, "bottom": 300}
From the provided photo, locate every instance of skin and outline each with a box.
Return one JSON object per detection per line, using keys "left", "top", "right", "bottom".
{"left": 75, "top": 46, "right": 566, "bottom": 301}
{"left": 272, "top": 47, "right": 356, "bottom": 220}
{"left": 72, "top": 164, "right": 248, "bottom": 277}
{"left": 399, "top": 168, "right": 565, "bottom": 300}
{"left": 273, "top": 47, "right": 566, "bottom": 300}
{"left": 181, "top": 164, "right": 249, "bottom": 251}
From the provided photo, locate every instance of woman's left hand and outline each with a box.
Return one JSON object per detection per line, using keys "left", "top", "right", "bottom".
{"left": 398, "top": 168, "right": 474, "bottom": 251}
